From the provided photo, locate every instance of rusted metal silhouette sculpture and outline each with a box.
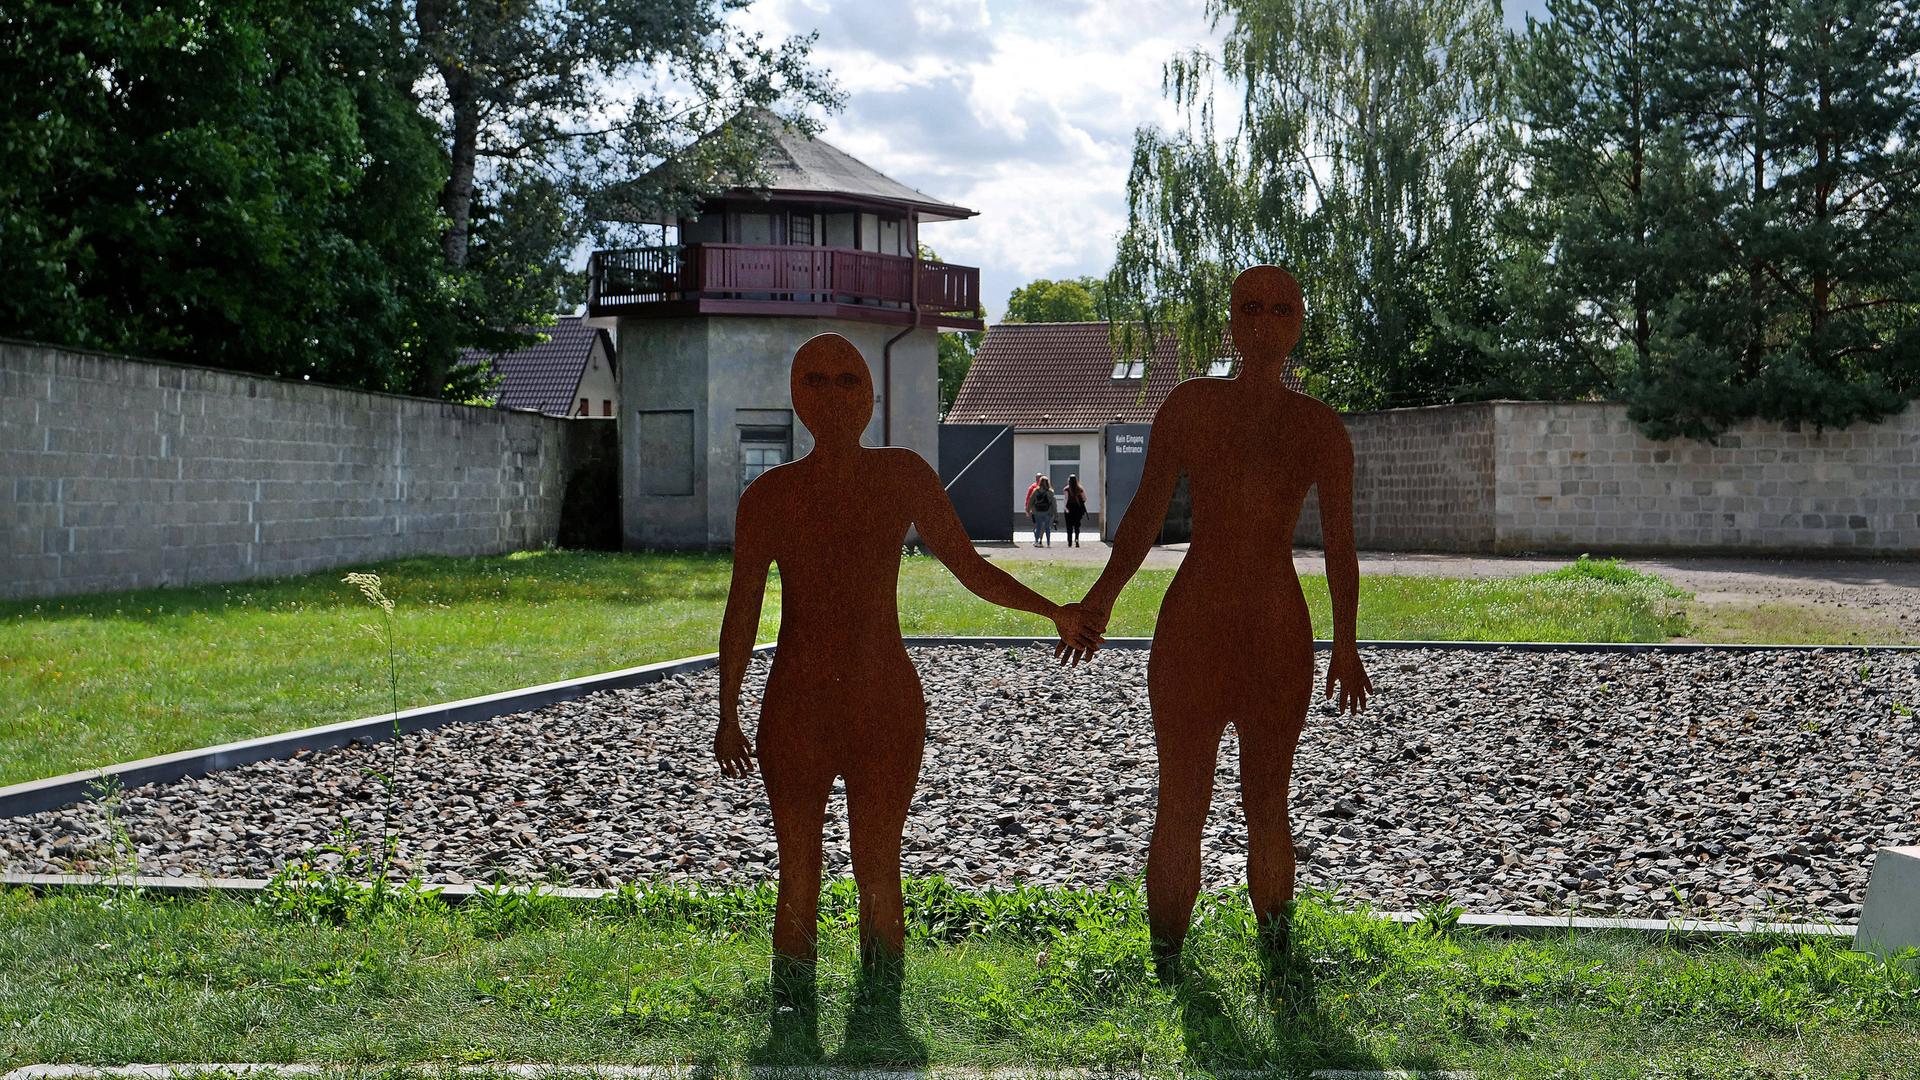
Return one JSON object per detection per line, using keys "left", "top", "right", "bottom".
{"left": 1073, "top": 265, "right": 1373, "bottom": 975}
{"left": 716, "top": 333, "right": 1102, "bottom": 981}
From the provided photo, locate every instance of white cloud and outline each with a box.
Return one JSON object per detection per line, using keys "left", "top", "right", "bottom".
{"left": 730, "top": 0, "right": 1219, "bottom": 318}
{"left": 731, "top": 0, "right": 1547, "bottom": 316}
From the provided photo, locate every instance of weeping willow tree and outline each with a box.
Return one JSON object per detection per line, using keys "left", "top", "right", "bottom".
{"left": 1110, "top": 0, "right": 1512, "bottom": 408}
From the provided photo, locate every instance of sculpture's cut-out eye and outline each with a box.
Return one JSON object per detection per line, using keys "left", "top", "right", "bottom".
{"left": 1275, "top": 303, "right": 1293, "bottom": 316}
{"left": 1241, "top": 300, "right": 1263, "bottom": 314}
{"left": 835, "top": 371, "right": 862, "bottom": 388}
{"left": 802, "top": 371, "right": 830, "bottom": 387}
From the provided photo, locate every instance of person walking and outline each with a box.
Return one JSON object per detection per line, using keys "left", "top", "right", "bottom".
{"left": 1030, "top": 477, "right": 1056, "bottom": 547}
{"left": 1063, "top": 474, "right": 1088, "bottom": 547}
{"left": 1024, "top": 473, "right": 1044, "bottom": 546}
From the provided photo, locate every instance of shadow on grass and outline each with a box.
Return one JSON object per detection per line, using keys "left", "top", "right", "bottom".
{"left": 1175, "top": 927, "right": 1393, "bottom": 1075}
{"left": 751, "top": 956, "right": 929, "bottom": 1067}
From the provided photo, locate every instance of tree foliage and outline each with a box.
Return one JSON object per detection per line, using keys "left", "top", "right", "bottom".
{"left": 1110, "top": 0, "right": 1513, "bottom": 409}
{"left": 400, "top": 0, "right": 840, "bottom": 393}
{"left": 0, "top": 0, "right": 452, "bottom": 390}
{"left": 0, "top": 0, "right": 834, "bottom": 398}
{"left": 1501, "top": 0, "right": 1920, "bottom": 438}
{"left": 1115, "top": 0, "right": 1920, "bottom": 436}
{"left": 1618, "top": 0, "right": 1920, "bottom": 437}
{"left": 1003, "top": 278, "right": 1105, "bottom": 324}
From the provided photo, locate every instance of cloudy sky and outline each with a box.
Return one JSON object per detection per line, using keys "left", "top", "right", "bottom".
{"left": 736, "top": 0, "right": 1549, "bottom": 319}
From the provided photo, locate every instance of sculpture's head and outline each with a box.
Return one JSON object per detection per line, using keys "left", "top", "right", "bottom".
{"left": 791, "top": 333, "right": 873, "bottom": 445}
{"left": 1228, "top": 264, "right": 1304, "bottom": 365}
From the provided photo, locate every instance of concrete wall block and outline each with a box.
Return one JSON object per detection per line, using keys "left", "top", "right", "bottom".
{"left": 2, "top": 342, "right": 574, "bottom": 600}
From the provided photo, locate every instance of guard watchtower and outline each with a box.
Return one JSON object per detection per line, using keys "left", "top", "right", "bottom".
{"left": 588, "top": 117, "right": 982, "bottom": 548}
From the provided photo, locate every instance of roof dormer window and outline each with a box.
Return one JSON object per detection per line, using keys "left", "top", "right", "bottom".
{"left": 1207, "top": 356, "right": 1235, "bottom": 377}
{"left": 1110, "top": 360, "right": 1145, "bottom": 380}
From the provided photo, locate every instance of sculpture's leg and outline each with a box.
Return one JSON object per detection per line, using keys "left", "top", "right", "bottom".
{"left": 846, "top": 730, "right": 921, "bottom": 973}
{"left": 1145, "top": 711, "right": 1221, "bottom": 977}
{"left": 764, "top": 754, "right": 834, "bottom": 965}
{"left": 1238, "top": 709, "right": 1306, "bottom": 954}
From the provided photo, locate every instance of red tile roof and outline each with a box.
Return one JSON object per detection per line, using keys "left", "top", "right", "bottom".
{"left": 457, "top": 316, "right": 613, "bottom": 417}
{"left": 948, "top": 322, "right": 1304, "bottom": 431}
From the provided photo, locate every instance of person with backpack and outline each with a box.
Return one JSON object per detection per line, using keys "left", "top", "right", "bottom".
{"left": 1030, "top": 476, "right": 1056, "bottom": 547}
{"left": 1023, "top": 473, "right": 1044, "bottom": 545}
{"left": 1063, "top": 474, "right": 1088, "bottom": 547}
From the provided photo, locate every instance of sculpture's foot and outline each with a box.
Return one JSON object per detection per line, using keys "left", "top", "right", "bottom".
{"left": 859, "top": 939, "right": 906, "bottom": 983}
{"left": 766, "top": 953, "right": 822, "bottom": 1061}
{"left": 771, "top": 952, "right": 818, "bottom": 1008}
{"left": 1150, "top": 933, "right": 1186, "bottom": 984}
{"left": 1255, "top": 908, "right": 1293, "bottom": 963}
{"left": 1255, "top": 903, "right": 1302, "bottom": 1000}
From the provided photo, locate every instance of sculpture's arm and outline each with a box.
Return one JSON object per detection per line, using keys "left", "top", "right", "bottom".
{"left": 1316, "top": 417, "right": 1372, "bottom": 713}
{"left": 716, "top": 489, "right": 772, "bottom": 776}
{"left": 904, "top": 452, "right": 1101, "bottom": 656}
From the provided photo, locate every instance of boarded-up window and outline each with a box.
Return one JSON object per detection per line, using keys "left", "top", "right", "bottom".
{"left": 824, "top": 213, "right": 855, "bottom": 248}
{"left": 736, "top": 213, "right": 772, "bottom": 245}
{"left": 638, "top": 409, "right": 695, "bottom": 495}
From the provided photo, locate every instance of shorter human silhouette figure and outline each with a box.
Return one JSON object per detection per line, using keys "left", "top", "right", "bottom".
{"left": 716, "top": 333, "right": 1101, "bottom": 989}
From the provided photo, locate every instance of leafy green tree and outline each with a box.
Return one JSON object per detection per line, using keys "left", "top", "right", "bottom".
{"left": 0, "top": 0, "right": 451, "bottom": 390}
{"left": 398, "top": 0, "right": 840, "bottom": 394}
{"left": 1003, "top": 278, "right": 1102, "bottom": 323}
{"left": 937, "top": 331, "right": 981, "bottom": 415}
{"left": 1110, "top": 0, "right": 1512, "bottom": 408}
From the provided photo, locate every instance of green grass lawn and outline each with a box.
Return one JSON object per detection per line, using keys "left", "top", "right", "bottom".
{"left": 2, "top": 881, "right": 1913, "bottom": 1075}
{"left": 0, "top": 550, "right": 1688, "bottom": 787}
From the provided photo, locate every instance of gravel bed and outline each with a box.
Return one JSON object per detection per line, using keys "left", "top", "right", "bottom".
{"left": 5, "top": 645, "right": 1917, "bottom": 921}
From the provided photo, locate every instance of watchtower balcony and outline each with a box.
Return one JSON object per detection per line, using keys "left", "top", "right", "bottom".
{"left": 587, "top": 243, "right": 983, "bottom": 331}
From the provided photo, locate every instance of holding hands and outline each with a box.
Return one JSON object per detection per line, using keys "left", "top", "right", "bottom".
{"left": 1053, "top": 600, "right": 1109, "bottom": 667}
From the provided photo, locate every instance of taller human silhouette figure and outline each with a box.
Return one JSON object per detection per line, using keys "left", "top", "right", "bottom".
{"left": 1077, "top": 265, "right": 1372, "bottom": 974}
{"left": 716, "top": 333, "right": 1100, "bottom": 985}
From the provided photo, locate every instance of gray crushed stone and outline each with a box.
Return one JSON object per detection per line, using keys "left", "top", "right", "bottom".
{"left": 4, "top": 645, "right": 1916, "bottom": 921}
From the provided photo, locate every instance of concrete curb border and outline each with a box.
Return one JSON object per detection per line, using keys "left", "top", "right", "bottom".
{"left": 7, "top": 636, "right": 1915, "bottom": 821}
{"left": 907, "top": 636, "right": 1920, "bottom": 653}
{"left": 0, "top": 871, "right": 1857, "bottom": 941}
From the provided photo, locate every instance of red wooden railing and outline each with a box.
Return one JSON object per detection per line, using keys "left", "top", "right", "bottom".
{"left": 589, "top": 243, "right": 979, "bottom": 317}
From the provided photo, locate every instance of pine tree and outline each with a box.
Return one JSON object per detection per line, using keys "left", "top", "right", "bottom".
{"left": 1633, "top": 0, "right": 1920, "bottom": 437}
{"left": 1498, "top": 0, "right": 1702, "bottom": 398}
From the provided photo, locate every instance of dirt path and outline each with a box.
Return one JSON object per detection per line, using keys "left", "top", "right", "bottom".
{"left": 975, "top": 542, "right": 1920, "bottom": 644}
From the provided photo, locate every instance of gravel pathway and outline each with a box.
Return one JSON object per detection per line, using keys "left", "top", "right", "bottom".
{"left": 5, "top": 645, "right": 1916, "bottom": 922}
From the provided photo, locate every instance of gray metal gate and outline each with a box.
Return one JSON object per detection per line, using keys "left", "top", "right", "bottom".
{"left": 937, "top": 424, "right": 1014, "bottom": 542}
{"left": 1102, "top": 423, "right": 1190, "bottom": 544}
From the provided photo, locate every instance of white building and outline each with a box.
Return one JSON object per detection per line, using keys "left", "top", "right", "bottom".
{"left": 949, "top": 323, "right": 1301, "bottom": 533}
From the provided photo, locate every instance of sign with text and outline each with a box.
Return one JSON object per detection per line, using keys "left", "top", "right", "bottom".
{"left": 1101, "top": 423, "right": 1152, "bottom": 542}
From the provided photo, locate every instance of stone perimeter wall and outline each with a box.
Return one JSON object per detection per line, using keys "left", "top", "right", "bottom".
{"left": 2, "top": 339, "right": 595, "bottom": 600}
{"left": 1295, "top": 400, "right": 1920, "bottom": 555}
